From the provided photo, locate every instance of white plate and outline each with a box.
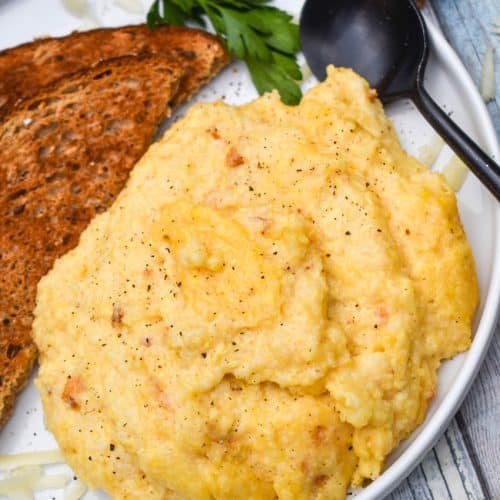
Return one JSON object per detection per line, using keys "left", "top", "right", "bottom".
{"left": 0, "top": 1, "right": 499, "bottom": 499}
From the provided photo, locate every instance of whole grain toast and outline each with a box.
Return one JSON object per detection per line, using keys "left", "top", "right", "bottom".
{"left": 0, "top": 24, "right": 229, "bottom": 118}
{"left": 0, "top": 51, "right": 217, "bottom": 428}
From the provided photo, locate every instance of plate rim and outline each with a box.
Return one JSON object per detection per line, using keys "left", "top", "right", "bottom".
{"left": 0, "top": 4, "right": 498, "bottom": 499}
{"left": 357, "top": 19, "right": 500, "bottom": 500}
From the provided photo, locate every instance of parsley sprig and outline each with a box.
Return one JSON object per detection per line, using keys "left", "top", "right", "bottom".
{"left": 147, "top": 0, "right": 303, "bottom": 104}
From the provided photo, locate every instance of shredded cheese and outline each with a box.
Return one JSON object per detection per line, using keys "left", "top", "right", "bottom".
{"left": 61, "top": 0, "right": 100, "bottom": 30}
{"left": 0, "top": 471, "right": 70, "bottom": 496}
{"left": 418, "top": 134, "right": 444, "bottom": 167}
{"left": 61, "top": 0, "right": 88, "bottom": 17}
{"left": 300, "top": 62, "right": 313, "bottom": 83}
{"left": 76, "top": 16, "right": 101, "bottom": 31}
{"left": 0, "top": 449, "right": 64, "bottom": 471}
{"left": 7, "top": 492, "right": 32, "bottom": 500}
{"left": 0, "top": 450, "right": 90, "bottom": 498}
{"left": 0, "top": 465, "right": 41, "bottom": 494}
{"left": 442, "top": 155, "right": 469, "bottom": 191}
{"left": 5, "top": 464, "right": 42, "bottom": 479}
{"left": 0, "top": 450, "right": 86, "bottom": 498}
{"left": 492, "top": 18, "right": 500, "bottom": 36}
{"left": 36, "top": 473, "right": 72, "bottom": 490}
{"left": 64, "top": 478, "right": 88, "bottom": 500}
{"left": 113, "top": 0, "right": 145, "bottom": 15}
{"left": 480, "top": 46, "right": 496, "bottom": 102}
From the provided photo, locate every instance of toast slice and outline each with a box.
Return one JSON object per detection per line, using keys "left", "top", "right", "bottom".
{"left": 0, "top": 53, "right": 191, "bottom": 428}
{"left": 0, "top": 24, "right": 229, "bottom": 118}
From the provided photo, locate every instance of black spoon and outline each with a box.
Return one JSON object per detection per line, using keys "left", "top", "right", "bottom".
{"left": 300, "top": 0, "right": 500, "bottom": 202}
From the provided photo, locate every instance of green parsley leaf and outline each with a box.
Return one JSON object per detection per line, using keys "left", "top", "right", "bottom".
{"left": 147, "top": 0, "right": 303, "bottom": 104}
{"left": 247, "top": 56, "right": 302, "bottom": 105}
{"left": 221, "top": 9, "right": 271, "bottom": 61}
{"left": 246, "top": 7, "right": 299, "bottom": 54}
{"left": 146, "top": 1, "right": 162, "bottom": 29}
{"left": 272, "top": 51, "right": 302, "bottom": 80}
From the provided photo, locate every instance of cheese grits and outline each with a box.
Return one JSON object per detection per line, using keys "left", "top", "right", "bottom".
{"left": 33, "top": 66, "right": 478, "bottom": 500}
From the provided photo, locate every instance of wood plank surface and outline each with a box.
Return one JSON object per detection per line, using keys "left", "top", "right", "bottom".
{"left": 0, "top": 2, "right": 497, "bottom": 499}
{"left": 390, "top": 1, "right": 500, "bottom": 499}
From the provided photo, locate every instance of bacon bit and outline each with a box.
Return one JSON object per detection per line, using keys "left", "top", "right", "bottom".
{"left": 153, "top": 381, "right": 174, "bottom": 412}
{"left": 313, "top": 474, "right": 329, "bottom": 489}
{"left": 62, "top": 375, "right": 86, "bottom": 410}
{"left": 208, "top": 127, "right": 221, "bottom": 140}
{"left": 311, "top": 425, "right": 328, "bottom": 446}
{"left": 141, "top": 336, "right": 153, "bottom": 347}
{"left": 111, "top": 305, "right": 124, "bottom": 327}
{"left": 226, "top": 147, "right": 245, "bottom": 168}
{"left": 230, "top": 382, "right": 243, "bottom": 391}
{"left": 424, "top": 385, "right": 436, "bottom": 400}
{"left": 301, "top": 458, "right": 311, "bottom": 474}
{"left": 311, "top": 425, "right": 327, "bottom": 445}
{"left": 250, "top": 216, "right": 272, "bottom": 234}
{"left": 158, "top": 391, "right": 173, "bottom": 411}
{"left": 368, "top": 89, "right": 378, "bottom": 101}
{"left": 375, "top": 305, "right": 389, "bottom": 327}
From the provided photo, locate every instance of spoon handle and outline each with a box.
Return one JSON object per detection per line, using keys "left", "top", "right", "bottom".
{"left": 413, "top": 86, "right": 500, "bottom": 202}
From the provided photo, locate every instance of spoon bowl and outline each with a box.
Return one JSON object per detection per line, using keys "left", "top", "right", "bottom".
{"left": 300, "top": 0, "right": 500, "bottom": 200}
{"left": 300, "top": 0, "right": 427, "bottom": 102}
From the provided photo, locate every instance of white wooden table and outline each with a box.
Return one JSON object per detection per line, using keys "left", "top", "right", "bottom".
{"left": 0, "top": 2, "right": 497, "bottom": 498}
{"left": 390, "top": 1, "right": 500, "bottom": 498}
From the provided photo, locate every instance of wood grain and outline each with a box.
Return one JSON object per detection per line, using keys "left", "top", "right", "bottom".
{"left": 427, "top": 0, "right": 500, "bottom": 497}
{"left": 390, "top": 0, "right": 500, "bottom": 498}
{"left": 390, "top": 419, "right": 487, "bottom": 500}
{"left": 432, "top": 0, "right": 500, "bottom": 130}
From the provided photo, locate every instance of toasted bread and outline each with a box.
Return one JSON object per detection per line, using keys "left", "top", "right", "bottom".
{"left": 0, "top": 24, "right": 229, "bottom": 118}
{"left": 0, "top": 52, "right": 204, "bottom": 428}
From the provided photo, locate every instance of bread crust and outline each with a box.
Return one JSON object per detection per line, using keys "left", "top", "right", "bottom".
{"left": 0, "top": 24, "right": 229, "bottom": 118}
{"left": 0, "top": 27, "right": 228, "bottom": 428}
